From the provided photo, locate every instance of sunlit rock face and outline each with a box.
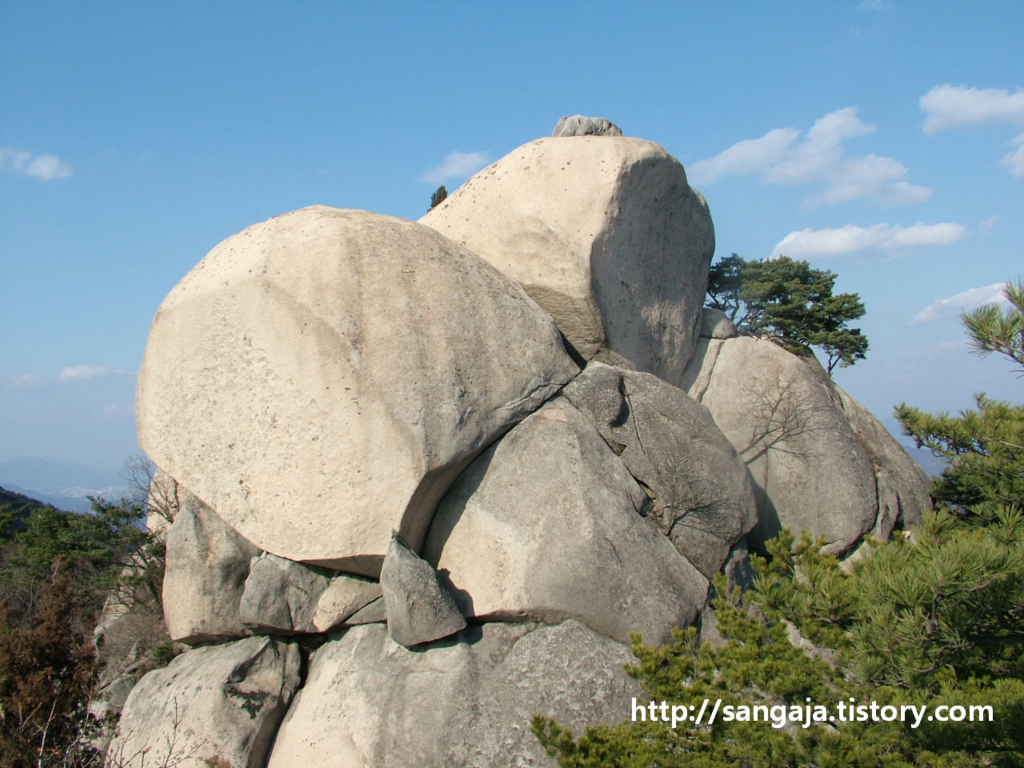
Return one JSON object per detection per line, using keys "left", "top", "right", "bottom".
{"left": 422, "top": 135, "right": 714, "bottom": 385}
{"left": 137, "top": 206, "right": 577, "bottom": 574}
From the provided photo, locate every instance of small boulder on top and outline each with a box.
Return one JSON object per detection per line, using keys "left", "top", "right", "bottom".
{"left": 553, "top": 115, "right": 623, "bottom": 137}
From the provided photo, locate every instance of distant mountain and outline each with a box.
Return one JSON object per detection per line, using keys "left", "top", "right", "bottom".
{"left": 0, "top": 456, "right": 128, "bottom": 512}
{"left": 0, "top": 485, "right": 54, "bottom": 531}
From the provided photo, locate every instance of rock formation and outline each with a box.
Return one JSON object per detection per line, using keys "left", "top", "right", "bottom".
{"left": 114, "top": 117, "right": 931, "bottom": 767}
{"left": 420, "top": 134, "right": 714, "bottom": 384}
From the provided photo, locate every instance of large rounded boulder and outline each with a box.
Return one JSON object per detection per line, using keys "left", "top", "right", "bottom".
{"left": 421, "top": 136, "right": 714, "bottom": 384}
{"left": 137, "top": 206, "right": 578, "bottom": 574}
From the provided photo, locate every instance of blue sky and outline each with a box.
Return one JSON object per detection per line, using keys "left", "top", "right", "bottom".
{"left": 1, "top": 1, "right": 1021, "bottom": 472}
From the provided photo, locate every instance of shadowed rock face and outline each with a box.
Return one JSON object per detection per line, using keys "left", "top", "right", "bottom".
{"left": 137, "top": 206, "right": 577, "bottom": 574}
{"left": 380, "top": 535, "right": 466, "bottom": 648}
{"left": 163, "top": 487, "right": 260, "bottom": 644}
{"left": 421, "top": 136, "right": 714, "bottom": 384}
{"left": 563, "top": 362, "right": 759, "bottom": 579}
{"left": 266, "top": 621, "right": 644, "bottom": 768}
{"left": 834, "top": 386, "right": 932, "bottom": 536}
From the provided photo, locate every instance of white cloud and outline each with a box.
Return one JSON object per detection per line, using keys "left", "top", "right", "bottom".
{"left": 858, "top": 0, "right": 893, "bottom": 9}
{"left": 1001, "top": 133, "right": 1024, "bottom": 177}
{"left": 772, "top": 221, "right": 966, "bottom": 260}
{"left": 0, "top": 146, "right": 72, "bottom": 180}
{"left": 9, "top": 373, "right": 42, "bottom": 387}
{"left": 911, "top": 283, "right": 1010, "bottom": 324}
{"left": 59, "top": 364, "right": 126, "bottom": 381}
{"left": 419, "top": 151, "right": 491, "bottom": 184}
{"left": 978, "top": 215, "right": 998, "bottom": 235}
{"left": 921, "top": 85, "right": 1024, "bottom": 133}
{"left": 688, "top": 107, "right": 930, "bottom": 207}
{"left": 104, "top": 403, "right": 130, "bottom": 418}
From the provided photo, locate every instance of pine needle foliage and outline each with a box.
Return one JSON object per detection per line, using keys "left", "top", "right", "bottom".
{"left": 706, "top": 254, "right": 868, "bottom": 375}
{"left": 533, "top": 515, "right": 1024, "bottom": 767}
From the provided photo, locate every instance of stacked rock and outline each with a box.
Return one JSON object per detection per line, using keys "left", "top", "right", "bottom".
{"left": 109, "top": 118, "right": 929, "bottom": 768}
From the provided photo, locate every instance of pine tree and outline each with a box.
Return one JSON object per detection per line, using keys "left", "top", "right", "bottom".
{"left": 706, "top": 254, "right": 868, "bottom": 374}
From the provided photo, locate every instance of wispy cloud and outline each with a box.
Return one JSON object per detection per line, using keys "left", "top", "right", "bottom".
{"left": 858, "top": 0, "right": 893, "bottom": 10}
{"left": 978, "top": 215, "right": 998, "bottom": 235}
{"left": 772, "top": 222, "right": 966, "bottom": 260}
{"left": 59, "top": 364, "right": 126, "bottom": 381}
{"left": 419, "top": 151, "right": 491, "bottom": 184}
{"left": 104, "top": 403, "right": 131, "bottom": 419}
{"left": 688, "top": 107, "right": 929, "bottom": 208}
{"left": 0, "top": 146, "right": 72, "bottom": 180}
{"left": 1001, "top": 133, "right": 1024, "bottom": 177}
{"left": 9, "top": 373, "right": 42, "bottom": 387}
{"left": 920, "top": 85, "right": 1024, "bottom": 133}
{"left": 911, "top": 283, "right": 1010, "bottom": 324}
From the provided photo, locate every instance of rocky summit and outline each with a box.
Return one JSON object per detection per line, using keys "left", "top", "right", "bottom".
{"left": 110, "top": 117, "right": 931, "bottom": 767}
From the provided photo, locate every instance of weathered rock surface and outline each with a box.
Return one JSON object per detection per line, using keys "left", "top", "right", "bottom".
{"left": 381, "top": 535, "right": 466, "bottom": 647}
{"left": 681, "top": 336, "right": 878, "bottom": 553}
{"left": 699, "top": 306, "right": 739, "bottom": 339}
{"left": 421, "top": 137, "right": 714, "bottom": 384}
{"left": 239, "top": 553, "right": 332, "bottom": 634}
{"left": 836, "top": 386, "right": 932, "bottom": 537}
{"left": 109, "top": 636, "right": 301, "bottom": 768}
{"left": 341, "top": 596, "right": 387, "bottom": 626}
{"left": 425, "top": 397, "right": 708, "bottom": 645}
{"left": 552, "top": 114, "right": 623, "bottom": 137}
{"left": 562, "top": 363, "right": 758, "bottom": 579}
{"left": 312, "top": 574, "right": 383, "bottom": 633}
{"left": 266, "top": 621, "right": 643, "bottom": 768}
{"left": 137, "top": 206, "right": 577, "bottom": 574}
{"left": 163, "top": 489, "right": 260, "bottom": 644}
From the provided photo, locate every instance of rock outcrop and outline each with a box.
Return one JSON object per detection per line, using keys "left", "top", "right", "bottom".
{"left": 266, "top": 621, "right": 643, "bottom": 768}
{"left": 137, "top": 207, "right": 577, "bottom": 574}
{"left": 380, "top": 534, "right": 467, "bottom": 647}
{"left": 424, "top": 397, "right": 708, "bottom": 645}
{"left": 681, "top": 335, "right": 926, "bottom": 553}
{"left": 552, "top": 114, "right": 623, "bottom": 137}
{"left": 163, "top": 488, "right": 260, "bottom": 643}
{"left": 563, "top": 362, "right": 758, "bottom": 579}
{"left": 239, "top": 553, "right": 332, "bottom": 634}
{"left": 109, "top": 636, "right": 301, "bottom": 768}
{"left": 120, "top": 121, "right": 932, "bottom": 768}
{"left": 421, "top": 136, "right": 714, "bottom": 384}
{"left": 835, "top": 386, "right": 932, "bottom": 537}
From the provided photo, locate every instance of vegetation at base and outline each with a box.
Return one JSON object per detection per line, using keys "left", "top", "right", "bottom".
{"left": 535, "top": 277, "right": 1024, "bottom": 766}
{"left": 0, "top": 462, "right": 174, "bottom": 767}
{"left": 533, "top": 513, "right": 1024, "bottom": 767}
{"left": 897, "top": 279, "right": 1024, "bottom": 521}
{"left": 706, "top": 254, "right": 869, "bottom": 374}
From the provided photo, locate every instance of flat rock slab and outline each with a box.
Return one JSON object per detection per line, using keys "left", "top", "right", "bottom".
{"left": 681, "top": 336, "right": 878, "bottom": 554}
{"left": 109, "top": 636, "right": 301, "bottom": 768}
{"left": 421, "top": 137, "right": 714, "bottom": 384}
{"left": 425, "top": 397, "right": 708, "bottom": 646}
{"left": 563, "top": 362, "right": 758, "bottom": 579}
{"left": 163, "top": 486, "right": 260, "bottom": 644}
{"left": 137, "top": 206, "right": 577, "bottom": 574}
{"left": 266, "top": 621, "right": 644, "bottom": 768}
{"left": 381, "top": 535, "right": 466, "bottom": 647}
